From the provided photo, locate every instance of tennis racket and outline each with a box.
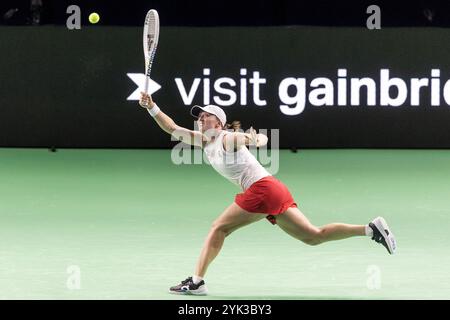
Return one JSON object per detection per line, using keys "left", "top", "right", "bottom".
{"left": 143, "top": 9, "right": 160, "bottom": 94}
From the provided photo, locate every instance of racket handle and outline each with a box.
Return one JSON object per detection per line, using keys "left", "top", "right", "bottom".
{"left": 144, "top": 76, "right": 149, "bottom": 94}
{"left": 144, "top": 61, "right": 153, "bottom": 93}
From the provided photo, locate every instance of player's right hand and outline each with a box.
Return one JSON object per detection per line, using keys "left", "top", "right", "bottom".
{"left": 139, "top": 92, "right": 155, "bottom": 109}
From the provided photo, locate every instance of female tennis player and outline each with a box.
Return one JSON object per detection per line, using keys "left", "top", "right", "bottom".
{"left": 139, "top": 92, "right": 397, "bottom": 295}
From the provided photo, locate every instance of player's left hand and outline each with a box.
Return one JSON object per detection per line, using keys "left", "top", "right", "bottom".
{"left": 249, "top": 127, "right": 268, "bottom": 147}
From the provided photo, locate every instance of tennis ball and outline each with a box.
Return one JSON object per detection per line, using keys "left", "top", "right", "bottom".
{"left": 89, "top": 12, "right": 100, "bottom": 24}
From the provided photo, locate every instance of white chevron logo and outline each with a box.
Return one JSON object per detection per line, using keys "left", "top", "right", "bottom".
{"left": 127, "top": 73, "right": 161, "bottom": 100}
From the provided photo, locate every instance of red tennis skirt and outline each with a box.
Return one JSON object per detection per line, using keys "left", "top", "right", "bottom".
{"left": 235, "top": 175, "right": 297, "bottom": 225}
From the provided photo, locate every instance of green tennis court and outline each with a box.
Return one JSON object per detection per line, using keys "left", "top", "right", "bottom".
{"left": 1, "top": 148, "right": 449, "bottom": 299}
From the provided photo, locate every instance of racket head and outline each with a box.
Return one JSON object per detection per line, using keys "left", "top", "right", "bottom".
{"left": 143, "top": 9, "right": 160, "bottom": 71}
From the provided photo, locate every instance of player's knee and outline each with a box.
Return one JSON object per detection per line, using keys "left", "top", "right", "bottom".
{"left": 210, "top": 220, "right": 230, "bottom": 236}
{"left": 302, "top": 229, "right": 324, "bottom": 246}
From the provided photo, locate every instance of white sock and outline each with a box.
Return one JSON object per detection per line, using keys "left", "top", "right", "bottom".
{"left": 192, "top": 275, "right": 203, "bottom": 284}
{"left": 365, "top": 224, "right": 373, "bottom": 237}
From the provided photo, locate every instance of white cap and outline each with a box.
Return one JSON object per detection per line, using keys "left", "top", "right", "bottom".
{"left": 190, "top": 105, "right": 227, "bottom": 127}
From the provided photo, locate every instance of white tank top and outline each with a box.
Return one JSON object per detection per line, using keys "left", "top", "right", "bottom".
{"left": 203, "top": 130, "right": 271, "bottom": 191}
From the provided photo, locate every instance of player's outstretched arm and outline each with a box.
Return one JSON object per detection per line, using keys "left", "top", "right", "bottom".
{"left": 139, "top": 92, "right": 204, "bottom": 147}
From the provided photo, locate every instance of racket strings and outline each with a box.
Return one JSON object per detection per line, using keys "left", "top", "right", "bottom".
{"left": 143, "top": 9, "right": 159, "bottom": 86}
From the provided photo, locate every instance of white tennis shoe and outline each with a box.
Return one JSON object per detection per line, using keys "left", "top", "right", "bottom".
{"left": 169, "top": 277, "right": 208, "bottom": 295}
{"left": 369, "top": 216, "right": 397, "bottom": 254}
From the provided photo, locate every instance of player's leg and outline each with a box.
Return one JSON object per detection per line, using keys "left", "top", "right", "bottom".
{"left": 276, "top": 207, "right": 397, "bottom": 254}
{"left": 275, "top": 206, "right": 365, "bottom": 245}
{"left": 194, "top": 202, "right": 265, "bottom": 277}
{"left": 169, "top": 203, "right": 265, "bottom": 295}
